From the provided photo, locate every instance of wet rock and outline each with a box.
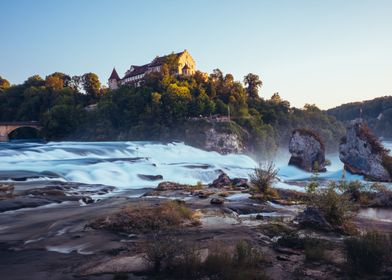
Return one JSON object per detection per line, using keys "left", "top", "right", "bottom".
{"left": 276, "top": 255, "right": 291, "bottom": 261}
{"left": 288, "top": 129, "right": 326, "bottom": 172}
{"left": 0, "top": 183, "right": 14, "bottom": 197}
{"left": 339, "top": 119, "right": 391, "bottom": 181}
{"left": 81, "top": 196, "right": 94, "bottom": 204}
{"left": 156, "top": 181, "right": 191, "bottom": 191}
{"left": 231, "top": 177, "right": 250, "bottom": 189}
{"left": 0, "top": 197, "right": 54, "bottom": 212}
{"left": 371, "top": 191, "right": 392, "bottom": 207}
{"left": 22, "top": 187, "right": 66, "bottom": 197}
{"left": 183, "top": 164, "right": 211, "bottom": 169}
{"left": 209, "top": 172, "right": 232, "bottom": 188}
{"left": 197, "top": 191, "right": 213, "bottom": 199}
{"left": 295, "top": 207, "right": 332, "bottom": 231}
{"left": 228, "top": 204, "right": 267, "bottom": 215}
{"left": 137, "top": 174, "right": 163, "bottom": 181}
{"left": 210, "top": 198, "right": 224, "bottom": 205}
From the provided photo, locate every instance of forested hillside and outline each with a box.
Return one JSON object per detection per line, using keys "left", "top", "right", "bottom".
{"left": 0, "top": 55, "right": 344, "bottom": 155}
{"left": 326, "top": 96, "right": 392, "bottom": 138}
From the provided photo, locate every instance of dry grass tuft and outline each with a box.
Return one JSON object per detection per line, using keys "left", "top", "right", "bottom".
{"left": 90, "top": 200, "right": 197, "bottom": 233}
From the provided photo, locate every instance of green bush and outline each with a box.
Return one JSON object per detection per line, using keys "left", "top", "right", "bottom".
{"left": 310, "top": 184, "right": 353, "bottom": 227}
{"left": 345, "top": 231, "right": 392, "bottom": 275}
{"left": 304, "top": 238, "right": 327, "bottom": 262}
{"left": 144, "top": 239, "right": 267, "bottom": 280}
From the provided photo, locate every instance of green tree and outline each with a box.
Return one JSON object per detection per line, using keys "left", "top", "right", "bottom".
{"left": 24, "top": 75, "right": 45, "bottom": 87}
{"left": 82, "top": 73, "right": 101, "bottom": 99}
{"left": 244, "top": 73, "right": 262, "bottom": 99}
{"left": 0, "top": 76, "right": 10, "bottom": 91}
{"left": 45, "top": 75, "right": 64, "bottom": 91}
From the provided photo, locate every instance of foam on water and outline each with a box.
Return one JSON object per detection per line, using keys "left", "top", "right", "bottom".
{"left": 1, "top": 140, "right": 391, "bottom": 192}
{"left": 0, "top": 141, "right": 257, "bottom": 189}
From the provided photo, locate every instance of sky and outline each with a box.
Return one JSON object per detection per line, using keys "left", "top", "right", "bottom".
{"left": 1, "top": 0, "right": 391, "bottom": 109}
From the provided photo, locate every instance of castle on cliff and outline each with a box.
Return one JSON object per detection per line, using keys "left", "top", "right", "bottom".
{"left": 108, "top": 50, "right": 196, "bottom": 90}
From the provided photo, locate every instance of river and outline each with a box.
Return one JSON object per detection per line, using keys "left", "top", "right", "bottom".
{"left": 1, "top": 140, "right": 392, "bottom": 193}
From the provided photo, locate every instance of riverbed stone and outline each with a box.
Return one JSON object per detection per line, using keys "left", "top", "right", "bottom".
{"left": 295, "top": 207, "right": 332, "bottom": 231}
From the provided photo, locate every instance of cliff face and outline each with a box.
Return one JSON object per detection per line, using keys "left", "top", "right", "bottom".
{"left": 288, "top": 129, "right": 326, "bottom": 172}
{"left": 184, "top": 119, "right": 247, "bottom": 154}
{"left": 339, "top": 119, "right": 391, "bottom": 181}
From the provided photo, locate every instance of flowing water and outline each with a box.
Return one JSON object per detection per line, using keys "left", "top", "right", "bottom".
{"left": 1, "top": 140, "right": 391, "bottom": 192}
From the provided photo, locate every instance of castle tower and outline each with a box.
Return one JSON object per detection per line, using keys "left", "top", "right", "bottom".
{"left": 108, "top": 67, "right": 120, "bottom": 90}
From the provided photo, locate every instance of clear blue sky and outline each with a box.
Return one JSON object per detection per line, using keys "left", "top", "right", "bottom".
{"left": 1, "top": 0, "right": 391, "bottom": 109}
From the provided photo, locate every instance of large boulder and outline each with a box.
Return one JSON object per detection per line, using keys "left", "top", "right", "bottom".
{"left": 288, "top": 129, "right": 326, "bottom": 172}
{"left": 208, "top": 171, "right": 250, "bottom": 189}
{"left": 295, "top": 207, "right": 332, "bottom": 231}
{"left": 339, "top": 119, "right": 391, "bottom": 181}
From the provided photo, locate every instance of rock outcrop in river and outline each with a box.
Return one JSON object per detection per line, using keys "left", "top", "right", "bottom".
{"left": 339, "top": 119, "right": 392, "bottom": 181}
{"left": 288, "top": 129, "right": 327, "bottom": 172}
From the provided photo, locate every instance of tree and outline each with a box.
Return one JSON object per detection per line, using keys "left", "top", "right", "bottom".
{"left": 24, "top": 75, "right": 45, "bottom": 87}
{"left": 163, "top": 53, "right": 180, "bottom": 75}
{"left": 82, "top": 73, "right": 101, "bottom": 99}
{"left": 70, "top": 75, "right": 82, "bottom": 91}
{"left": 210, "top": 69, "right": 223, "bottom": 82}
{"left": 0, "top": 76, "right": 10, "bottom": 91}
{"left": 47, "top": 72, "right": 71, "bottom": 87}
{"left": 270, "top": 92, "right": 282, "bottom": 103}
{"left": 244, "top": 73, "right": 262, "bottom": 99}
{"left": 45, "top": 75, "right": 64, "bottom": 91}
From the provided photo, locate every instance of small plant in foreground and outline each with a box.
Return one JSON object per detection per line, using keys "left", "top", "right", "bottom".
{"left": 304, "top": 238, "right": 327, "bottom": 262}
{"left": 144, "top": 238, "right": 267, "bottom": 280}
{"left": 250, "top": 162, "right": 279, "bottom": 200}
{"left": 309, "top": 183, "right": 353, "bottom": 227}
{"left": 345, "top": 231, "right": 392, "bottom": 275}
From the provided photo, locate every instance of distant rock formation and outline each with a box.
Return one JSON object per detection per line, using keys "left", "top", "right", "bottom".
{"left": 288, "top": 129, "right": 326, "bottom": 172}
{"left": 339, "top": 119, "right": 391, "bottom": 181}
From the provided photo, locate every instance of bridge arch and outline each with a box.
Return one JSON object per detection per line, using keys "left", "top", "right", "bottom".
{"left": 0, "top": 122, "right": 42, "bottom": 142}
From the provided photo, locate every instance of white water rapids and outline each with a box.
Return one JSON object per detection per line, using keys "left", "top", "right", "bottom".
{"left": 0, "top": 140, "right": 391, "bottom": 191}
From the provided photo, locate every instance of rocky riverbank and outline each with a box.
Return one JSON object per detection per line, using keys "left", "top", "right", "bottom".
{"left": 0, "top": 172, "right": 391, "bottom": 280}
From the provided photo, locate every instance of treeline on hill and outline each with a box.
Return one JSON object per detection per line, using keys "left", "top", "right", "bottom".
{"left": 0, "top": 55, "right": 344, "bottom": 156}
{"left": 327, "top": 96, "right": 392, "bottom": 138}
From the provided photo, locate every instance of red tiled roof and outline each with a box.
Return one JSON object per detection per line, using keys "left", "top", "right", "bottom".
{"left": 109, "top": 68, "right": 120, "bottom": 80}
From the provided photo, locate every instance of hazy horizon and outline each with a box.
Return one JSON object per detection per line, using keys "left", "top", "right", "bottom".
{"left": 1, "top": 0, "right": 391, "bottom": 109}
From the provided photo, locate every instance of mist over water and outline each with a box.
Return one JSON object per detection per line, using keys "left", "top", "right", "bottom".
{"left": 1, "top": 141, "right": 391, "bottom": 191}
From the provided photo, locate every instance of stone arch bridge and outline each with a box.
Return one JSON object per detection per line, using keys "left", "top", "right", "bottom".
{"left": 0, "top": 122, "right": 42, "bottom": 142}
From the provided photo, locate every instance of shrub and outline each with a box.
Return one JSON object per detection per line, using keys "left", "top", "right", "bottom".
{"left": 258, "top": 223, "right": 294, "bottom": 238}
{"left": 144, "top": 234, "right": 183, "bottom": 273}
{"left": 145, "top": 239, "right": 267, "bottom": 280}
{"left": 233, "top": 240, "right": 263, "bottom": 267}
{"left": 250, "top": 162, "right": 278, "bottom": 195}
{"left": 276, "top": 232, "right": 304, "bottom": 249}
{"left": 304, "top": 238, "right": 327, "bottom": 262}
{"left": 90, "top": 200, "right": 196, "bottom": 233}
{"left": 311, "top": 184, "right": 353, "bottom": 226}
{"left": 345, "top": 231, "right": 392, "bottom": 275}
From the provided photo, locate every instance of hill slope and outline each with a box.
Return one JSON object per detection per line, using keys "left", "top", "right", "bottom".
{"left": 326, "top": 96, "right": 392, "bottom": 138}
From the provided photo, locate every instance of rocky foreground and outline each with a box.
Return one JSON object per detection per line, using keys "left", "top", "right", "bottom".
{"left": 0, "top": 173, "right": 392, "bottom": 280}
